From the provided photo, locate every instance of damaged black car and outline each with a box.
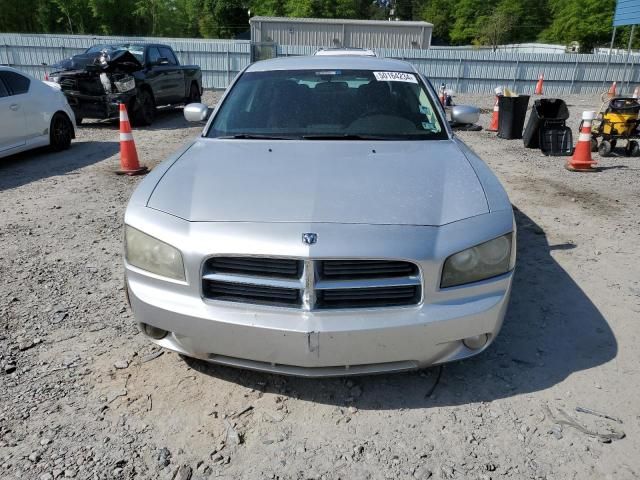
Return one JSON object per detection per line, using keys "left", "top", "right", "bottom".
{"left": 49, "top": 43, "right": 202, "bottom": 126}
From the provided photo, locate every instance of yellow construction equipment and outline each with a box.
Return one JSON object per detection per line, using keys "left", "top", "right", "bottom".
{"left": 589, "top": 96, "right": 640, "bottom": 157}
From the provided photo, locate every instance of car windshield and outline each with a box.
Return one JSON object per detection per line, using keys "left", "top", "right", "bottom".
{"left": 208, "top": 69, "right": 447, "bottom": 140}
{"left": 85, "top": 44, "right": 144, "bottom": 62}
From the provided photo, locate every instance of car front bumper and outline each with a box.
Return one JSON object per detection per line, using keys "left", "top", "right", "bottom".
{"left": 128, "top": 271, "right": 511, "bottom": 376}
{"left": 124, "top": 209, "right": 515, "bottom": 377}
{"left": 63, "top": 91, "right": 136, "bottom": 120}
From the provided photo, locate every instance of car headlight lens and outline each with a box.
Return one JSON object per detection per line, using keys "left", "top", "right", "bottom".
{"left": 114, "top": 76, "right": 136, "bottom": 93}
{"left": 441, "top": 233, "right": 514, "bottom": 288}
{"left": 125, "top": 226, "right": 185, "bottom": 281}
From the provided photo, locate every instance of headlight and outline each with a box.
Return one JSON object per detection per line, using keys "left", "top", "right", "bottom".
{"left": 441, "top": 233, "right": 515, "bottom": 288}
{"left": 99, "top": 73, "right": 112, "bottom": 94}
{"left": 114, "top": 76, "right": 136, "bottom": 93}
{"left": 125, "top": 226, "right": 185, "bottom": 281}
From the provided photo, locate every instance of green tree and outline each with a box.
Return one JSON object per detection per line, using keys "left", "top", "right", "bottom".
{"left": 475, "top": 8, "right": 515, "bottom": 50}
{"left": 250, "top": 0, "right": 286, "bottom": 16}
{"left": 285, "top": 0, "right": 314, "bottom": 17}
{"left": 89, "top": 0, "right": 143, "bottom": 35}
{"left": 540, "top": 0, "right": 616, "bottom": 52}
{"left": 448, "top": 0, "right": 493, "bottom": 45}
{"left": 50, "top": 0, "right": 96, "bottom": 34}
{"left": 199, "top": 0, "right": 248, "bottom": 38}
{"left": 418, "top": 0, "right": 454, "bottom": 43}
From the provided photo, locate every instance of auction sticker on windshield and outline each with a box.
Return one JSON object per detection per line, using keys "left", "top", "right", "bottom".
{"left": 373, "top": 72, "right": 418, "bottom": 83}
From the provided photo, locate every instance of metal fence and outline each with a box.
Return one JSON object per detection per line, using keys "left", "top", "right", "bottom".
{"left": 279, "top": 45, "right": 640, "bottom": 96}
{"left": 0, "top": 33, "right": 251, "bottom": 89}
{"left": 2, "top": 33, "right": 640, "bottom": 95}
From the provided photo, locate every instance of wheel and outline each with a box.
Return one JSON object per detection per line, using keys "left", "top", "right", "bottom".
{"left": 590, "top": 138, "right": 598, "bottom": 152}
{"left": 49, "top": 113, "right": 73, "bottom": 151}
{"left": 187, "top": 82, "right": 201, "bottom": 104}
{"left": 598, "top": 140, "right": 612, "bottom": 157}
{"left": 626, "top": 140, "right": 640, "bottom": 157}
{"left": 132, "top": 89, "right": 155, "bottom": 126}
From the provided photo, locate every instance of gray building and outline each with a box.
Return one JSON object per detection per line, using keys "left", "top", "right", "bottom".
{"left": 250, "top": 17, "right": 432, "bottom": 50}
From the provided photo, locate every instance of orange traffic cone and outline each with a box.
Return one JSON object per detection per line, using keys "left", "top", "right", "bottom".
{"left": 633, "top": 86, "right": 639, "bottom": 99}
{"left": 534, "top": 74, "right": 544, "bottom": 95}
{"left": 116, "top": 103, "right": 148, "bottom": 176}
{"left": 487, "top": 95, "right": 500, "bottom": 132}
{"left": 566, "top": 111, "right": 598, "bottom": 172}
{"left": 608, "top": 81, "right": 617, "bottom": 96}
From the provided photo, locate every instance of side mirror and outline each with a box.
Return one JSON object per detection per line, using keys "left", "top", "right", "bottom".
{"left": 450, "top": 105, "right": 480, "bottom": 126}
{"left": 156, "top": 57, "right": 170, "bottom": 66}
{"left": 184, "top": 103, "right": 209, "bottom": 122}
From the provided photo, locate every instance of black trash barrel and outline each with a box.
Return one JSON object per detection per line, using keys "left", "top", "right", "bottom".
{"left": 523, "top": 98, "right": 570, "bottom": 148}
{"left": 498, "top": 95, "right": 530, "bottom": 139}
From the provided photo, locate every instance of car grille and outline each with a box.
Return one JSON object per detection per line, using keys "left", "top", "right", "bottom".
{"left": 59, "top": 78, "right": 77, "bottom": 90}
{"left": 202, "top": 257, "right": 421, "bottom": 310}
{"left": 316, "top": 285, "right": 421, "bottom": 309}
{"left": 207, "top": 256, "right": 302, "bottom": 279}
{"left": 320, "top": 259, "right": 418, "bottom": 279}
{"left": 203, "top": 280, "right": 301, "bottom": 307}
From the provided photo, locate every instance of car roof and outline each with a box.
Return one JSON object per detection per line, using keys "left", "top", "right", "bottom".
{"left": 314, "top": 47, "right": 377, "bottom": 57}
{"left": 246, "top": 55, "right": 416, "bottom": 73}
{"left": 91, "top": 43, "right": 170, "bottom": 49}
{"left": 0, "top": 65, "right": 27, "bottom": 75}
{"left": 0, "top": 66, "right": 37, "bottom": 81}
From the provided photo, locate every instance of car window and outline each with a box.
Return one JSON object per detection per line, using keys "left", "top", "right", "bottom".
{"left": 208, "top": 69, "right": 446, "bottom": 140}
{"left": 146, "top": 47, "right": 161, "bottom": 65}
{"left": 159, "top": 47, "right": 178, "bottom": 65}
{"left": 0, "top": 71, "right": 30, "bottom": 95}
{"left": 0, "top": 77, "right": 9, "bottom": 98}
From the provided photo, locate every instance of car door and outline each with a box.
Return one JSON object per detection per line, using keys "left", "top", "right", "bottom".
{"left": 144, "top": 46, "right": 167, "bottom": 104}
{"left": 158, "top": 47, "right": 185, "bottom": 103}
{"left": 0, "top": 71, "right": 28, "bottom": 153}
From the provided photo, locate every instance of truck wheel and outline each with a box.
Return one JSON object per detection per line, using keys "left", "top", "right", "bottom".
{"left": 590, "top": 138, "right": 598, "bottom": 152}
{"left": 133, "top": 89, "right": 155, "bottom": 126}
{"left": 188, "top": 82, "right": 201, "bottom": 103}
{"left": 49, "top": 113, "right": 73, "bottom": 151}
{"left": 626, "top": 140, "right": 640, "bottom": 157}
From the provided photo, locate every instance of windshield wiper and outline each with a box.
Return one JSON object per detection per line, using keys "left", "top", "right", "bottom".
{"left": 302, "top": 134, "right": 393, "bottom": 140}
{"left": 216, "top": 134, "right": 296, "bottom": 140}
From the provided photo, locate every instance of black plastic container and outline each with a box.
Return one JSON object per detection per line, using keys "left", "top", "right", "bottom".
{"left": 539, "top": 126, "right": 573, "bottom": 156}
{"left": 523, "top": 98, "right": 570, "bottom": 148}
{"left": 498, "top": 95, "right": 530, "bottom": 139}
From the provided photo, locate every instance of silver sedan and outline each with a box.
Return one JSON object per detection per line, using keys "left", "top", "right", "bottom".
{"left": 124, "top": 56, "right": 515, "bottom": 377}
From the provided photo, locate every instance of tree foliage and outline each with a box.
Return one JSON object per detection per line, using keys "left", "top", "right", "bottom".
{"left": 0, "top": 0, "right": 626, "bottom": 52}
{"left": 540, "top": 0, "right": 617, "bottom": 52}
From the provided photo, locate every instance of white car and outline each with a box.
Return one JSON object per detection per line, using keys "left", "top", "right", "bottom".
{"left": 0, "top": 66, "right": 76, "bottom": 159}
{"left": 314, "top": 47, "right": 377, "bottom": 57}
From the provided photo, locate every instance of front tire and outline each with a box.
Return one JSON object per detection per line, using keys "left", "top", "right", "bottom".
{"left": 132, "top": 89, "right": 155, "bottom": 126}
{"left": 49, "top": 113, "right": 73, "bottom": 151}
{"left": 188, "top": 82, "right": 201, "bottom": 103}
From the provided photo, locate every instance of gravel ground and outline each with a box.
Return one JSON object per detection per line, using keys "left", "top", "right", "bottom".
{"left": 1, "top": 90, "right": 639, "bottom": 480}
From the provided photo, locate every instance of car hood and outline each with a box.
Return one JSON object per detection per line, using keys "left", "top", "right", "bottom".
{"left": 51, "top": 50, "right": 142, "bottom": 74}
{"left": 147, "top": 139, "right": 489, "bottom": 226}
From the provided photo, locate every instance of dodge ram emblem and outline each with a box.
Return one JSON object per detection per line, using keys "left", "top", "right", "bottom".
{"left": 302, "top": 233, "right": 317, "bottom": 245}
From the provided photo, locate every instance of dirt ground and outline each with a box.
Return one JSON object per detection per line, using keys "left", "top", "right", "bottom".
{"left": 1, "top": 90, "right": 639, "bottom": 480}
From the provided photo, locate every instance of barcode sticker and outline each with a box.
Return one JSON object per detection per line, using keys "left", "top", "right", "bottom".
{"left": 373, "top": 72, "right": 418, "bottom": 83}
